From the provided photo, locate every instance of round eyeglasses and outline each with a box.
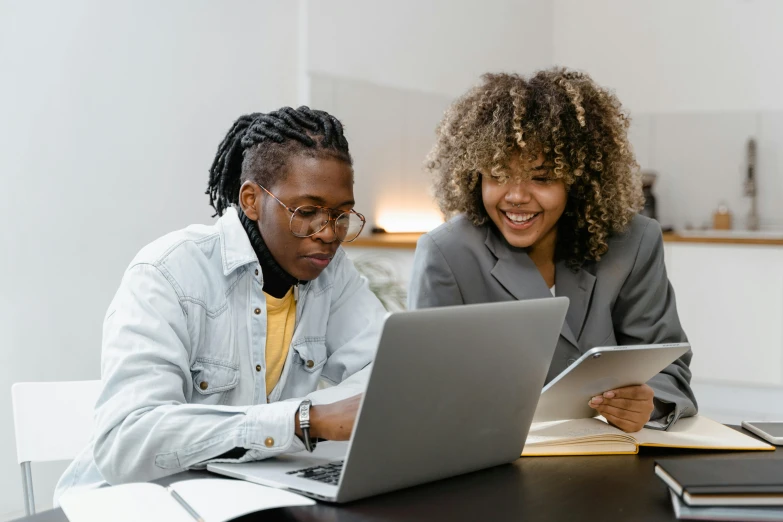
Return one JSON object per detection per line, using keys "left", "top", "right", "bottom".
{"left": 257, "top": 184, "right": 366, "bottom": 242}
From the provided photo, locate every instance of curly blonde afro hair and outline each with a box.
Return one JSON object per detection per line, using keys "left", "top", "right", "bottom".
{"left": 426, "top": 67, "right": 644, "bottom": 269}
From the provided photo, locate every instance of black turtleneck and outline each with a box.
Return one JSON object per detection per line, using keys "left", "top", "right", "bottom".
{"left": 238, "top": 207, "right": 300, "bottom": 298}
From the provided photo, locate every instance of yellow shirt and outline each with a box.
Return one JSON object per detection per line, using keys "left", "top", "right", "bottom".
{"left": 264, "top": 289, "right": 296, "bottom": 396}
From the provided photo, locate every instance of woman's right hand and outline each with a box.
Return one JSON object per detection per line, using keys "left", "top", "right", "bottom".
{"left": 588, "top": 384, "right": 655, "bottom": 433}
{"left": 296, "top": 394, "right": 362, "bottom": 441}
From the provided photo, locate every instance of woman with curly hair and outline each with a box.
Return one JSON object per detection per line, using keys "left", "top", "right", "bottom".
{"left": 408, "top": 68, "right": 696, "bottom": 433}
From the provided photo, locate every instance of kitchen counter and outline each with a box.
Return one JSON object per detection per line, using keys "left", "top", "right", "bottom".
{"left": 346, "top": 231, "right": 783, "bottom": 249}
{"left": 342, "top": 230, "right": 783, "bottom": 409}
{"left": 662, "top": 231, "right": 783, "bottom": 246}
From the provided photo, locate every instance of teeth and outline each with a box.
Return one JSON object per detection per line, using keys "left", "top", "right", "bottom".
{"left": 504, "top": 212, "right": 538, "bottom": 223}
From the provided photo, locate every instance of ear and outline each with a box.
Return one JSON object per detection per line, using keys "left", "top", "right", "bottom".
{"left": 238, "top": 181, "right": 262, "bottom": 221}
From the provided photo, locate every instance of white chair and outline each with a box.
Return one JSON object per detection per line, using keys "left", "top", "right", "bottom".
{"left": 11, "top": 380, "right": 102, "bottom": 516}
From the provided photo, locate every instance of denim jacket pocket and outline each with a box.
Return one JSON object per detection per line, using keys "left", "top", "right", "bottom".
{"left": 190, "top": 358, "right": 239, "bottom": 404}
{"left": 291, "top": 338, "right": 327, "bottom": 373}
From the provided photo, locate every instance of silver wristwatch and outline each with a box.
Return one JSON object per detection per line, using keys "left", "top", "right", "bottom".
{"left": 299, "top": 399, "right": 316, "bottom": 452}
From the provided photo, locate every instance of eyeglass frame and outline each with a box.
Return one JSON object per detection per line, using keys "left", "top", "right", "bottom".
{"left": 255, "top": 183, "right": 366, "bottom": 242}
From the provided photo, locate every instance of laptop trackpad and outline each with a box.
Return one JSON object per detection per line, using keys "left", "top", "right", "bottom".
{"left": 238, "top": 441, "right": 349, "bottom": 475}
{"left": 207, "top": 441, "right": 349, "bottom": 479}
{"left": 272, "top": 441, "right": 349, "bottom": 469}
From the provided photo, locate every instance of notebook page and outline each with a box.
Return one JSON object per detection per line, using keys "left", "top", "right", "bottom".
{"left": 60, "top": 483, "right": 191, "bottom": 522}
{"left": 171, "top": 478, "right": 314, "bottom": 522}
{"left": 526, "top": 417, "right": 633, "bottom": 446}
{"left": 524, "top": 441, "right": 638, "bottom": 455}
{"left": 635, "top": 415, "right": 774, "bottom": 450}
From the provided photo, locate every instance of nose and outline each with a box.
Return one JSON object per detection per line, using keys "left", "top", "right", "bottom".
{"left": 504, "top": 178, "right": 533, "bottom": 206}
{"left": 310, "top": 217, "right": 339, "bottom": 244}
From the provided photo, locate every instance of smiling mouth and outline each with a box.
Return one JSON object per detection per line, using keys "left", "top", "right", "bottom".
{"left": 502, "top": 210, "right": 541, "bottom": 224}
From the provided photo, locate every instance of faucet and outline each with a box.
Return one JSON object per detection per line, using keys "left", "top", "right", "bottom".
{"left": 744, "top": 138, "right": 759, "bottom": 231}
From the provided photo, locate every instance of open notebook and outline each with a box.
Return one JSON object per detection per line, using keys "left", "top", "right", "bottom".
{"left": 59, "top": 478, "right": 314, "bottom": 522}
{"left": 523, "top": 415, "right": 775, "bottom": 456}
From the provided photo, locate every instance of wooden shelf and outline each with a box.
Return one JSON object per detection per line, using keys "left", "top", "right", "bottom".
{"left": 345, "top": 232, "right": 783, "bottom": 249}
{"left": 662, "top": 232, "right": 783, "bottom": 246}
{"left": 346, "top": 233, "right": 424, "bottom": 249}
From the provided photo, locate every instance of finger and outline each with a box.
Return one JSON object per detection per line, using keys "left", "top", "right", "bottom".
{"left": 602, "top": 411, "right": 643, "bottom": 433}
{"left": 603, "top": 385, "right": 654, "bottom": 400}
{"left": 598, "top": 397, "right": 649, "bottom": 412}
{"left": 593, "top": 404, "right": 647, "bottom": 425}
{"left": 589, "top": 395, "right": 648, "bottom": 409}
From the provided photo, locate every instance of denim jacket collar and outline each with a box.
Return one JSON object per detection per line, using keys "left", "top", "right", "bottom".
{"left": 217, "top": 207, "right": 259, "bottom": 276}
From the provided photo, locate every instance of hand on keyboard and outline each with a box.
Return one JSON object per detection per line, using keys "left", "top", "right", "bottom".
{"left": 286, "top": 461, "right": 344, "bottom": 486}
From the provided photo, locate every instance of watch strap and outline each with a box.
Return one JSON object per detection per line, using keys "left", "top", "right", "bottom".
{"left": 299, "top": 400, "right": 316, "bottom": 452}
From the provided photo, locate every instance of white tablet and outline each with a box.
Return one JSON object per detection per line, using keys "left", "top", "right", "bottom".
{"left": 532, "top": 342, "right": 691, "bottom": 423}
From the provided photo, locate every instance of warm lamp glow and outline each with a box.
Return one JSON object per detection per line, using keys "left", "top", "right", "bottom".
{"left": 375, "top": 209, "right": 444, "bottom": 233}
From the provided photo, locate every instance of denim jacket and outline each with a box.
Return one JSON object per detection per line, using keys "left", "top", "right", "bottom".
{"left": 54, "top": 208, "right": 386, "bottom": 503}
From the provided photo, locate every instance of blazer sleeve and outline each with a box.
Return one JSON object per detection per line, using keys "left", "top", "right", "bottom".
{"left": 407, "top": 233, "right": 465, "bottom": 309}
{"left": 613, "top": 219, "right": 698, "bottom": 429}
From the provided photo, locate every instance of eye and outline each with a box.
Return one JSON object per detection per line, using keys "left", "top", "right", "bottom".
{"left": 296, "top": 207, "right": 318, "bottom": 217}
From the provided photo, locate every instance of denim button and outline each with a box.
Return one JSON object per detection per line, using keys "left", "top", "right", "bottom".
{"left": 265, "top": 437, "right": 275, "bottom": 447}
{"left": 256, "top": 364, "right": 262, "bottom": 372}
{"left": 254, "top": 308, "right": 261, "bottom": 315}
{"left": 199, "top": 381, "right": 208, "bottom": 390}
{"left": 306, "top": 360, "right": 315, "bottom": 369}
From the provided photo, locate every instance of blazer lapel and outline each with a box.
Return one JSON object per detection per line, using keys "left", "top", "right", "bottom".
{"left": 486, "top": 227, "right": 551, "bottom": 301}
{"left": 555, "top": 260, "right": 596, "bottom": 351}
{"left": 485, "top": 227, "right": 580, "bottom": 347}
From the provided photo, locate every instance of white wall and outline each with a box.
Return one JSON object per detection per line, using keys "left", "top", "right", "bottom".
{"left": 553, "top": 0, "right": 783, "bottom": 230}
{"left": 0, "top": 0, "right": 298, "bottom": 517}
{"left": 309, "top": 0, "right": 554, "bottom": 98}
{"left": 310, "top": 73, "right": 452, "bottom": 232}
{"left": 307, "top": 0, "right": 555, "bottom": 231}
{"left": 553, "top": 0, "right": 783, "bottom": 114}
{"left": 308, "top": 1, "right": 783, "bottom": 232}
{"left": 626, "top": 111, "right": 783, "bottom": 231}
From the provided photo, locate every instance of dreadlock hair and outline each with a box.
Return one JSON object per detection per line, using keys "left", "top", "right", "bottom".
{"left": 206, "top": 106, "right": 352, "bottom": 217}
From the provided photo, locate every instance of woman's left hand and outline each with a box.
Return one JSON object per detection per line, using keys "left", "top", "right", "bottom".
{"left": 588, "top": 384, "right": 655, "bottom": 433}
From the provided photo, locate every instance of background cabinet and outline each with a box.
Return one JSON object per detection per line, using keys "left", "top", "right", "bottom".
{"left": 666, "top": 244, "right": 783, "bottom": 387}
{"left": 346, "top": 240, "right": 783, "bottom": 422}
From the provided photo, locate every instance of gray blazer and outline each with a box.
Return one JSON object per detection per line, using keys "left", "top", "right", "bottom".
{"left": 408, "top": 213, "right": 697, "bottom": 428}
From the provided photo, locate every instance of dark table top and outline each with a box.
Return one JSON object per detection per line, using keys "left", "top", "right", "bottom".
{"left": 19, "top": 428, "right": 781, "bottom": 522}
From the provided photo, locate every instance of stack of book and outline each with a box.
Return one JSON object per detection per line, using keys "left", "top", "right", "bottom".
{"left": 655, "top": 458, "right": 783, "bottom": 521}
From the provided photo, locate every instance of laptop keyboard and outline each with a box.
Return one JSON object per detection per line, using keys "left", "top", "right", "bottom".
{"left": 286, "top": 460, "right": 344, "bottom": 485}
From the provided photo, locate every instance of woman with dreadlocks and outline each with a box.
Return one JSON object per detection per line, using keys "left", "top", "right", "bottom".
{"left": 409, "top": 69, "right": 697, "bottom": 433}
{"left": 55, "top": 106, "right": 385, "bottom": 501}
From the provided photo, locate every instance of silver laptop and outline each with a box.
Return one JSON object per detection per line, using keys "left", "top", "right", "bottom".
{"left": 208, "top": 297, "right": 569, "bottom": 503}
